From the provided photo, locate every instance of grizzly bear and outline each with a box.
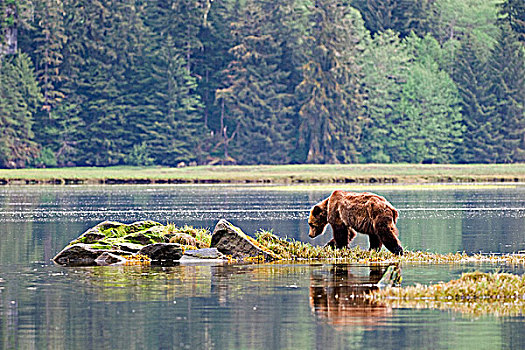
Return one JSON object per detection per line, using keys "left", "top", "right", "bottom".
{"left": 308, "top": 190, "right": 403, "bottom": 255}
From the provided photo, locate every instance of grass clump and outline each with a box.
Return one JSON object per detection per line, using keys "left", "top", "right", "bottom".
{"left": 370, "top": 272, "right": 525, "bottom": 316}
{"left": 374, "top": 271, "right": 525, "bottom": 300}
{"left": 255, "top": 230, "right": 525, "bottom": 265}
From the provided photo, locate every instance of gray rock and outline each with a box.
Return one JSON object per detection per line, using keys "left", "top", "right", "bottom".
{"left": 180, "top": 248, "right": 228, "bottom": 264}
{"left": 137, "top": 243, "right": 183, "bottom": 263}
{"left": 183, "top": 248, "right": 226, "bottom": 259}
{"left": 52, "top": 244, "right": 107, "bottom": 266}
{"left": 378, "top": 265, "right": 402, "bottom": 287}
{"left": 210, "top": 219, "right": 277, "bottom": 261}
{"left": 95, "top": 252, "right": 128, "bottom": 266}
{"left": 52, "top": 244, "right": 130, "bottom": 266}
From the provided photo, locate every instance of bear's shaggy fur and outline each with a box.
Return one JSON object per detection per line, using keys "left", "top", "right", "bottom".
{"left": 308, "top": 190, "right": 403, "bottom": 255}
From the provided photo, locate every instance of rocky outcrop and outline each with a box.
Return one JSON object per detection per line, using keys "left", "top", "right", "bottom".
{"left": 210, "top": 219, "right": 278, "bottom": 261}
{"left": 53, "top": 220, "right": 209, "bottom": 267}
{"left": 53, "top": 219, "right": 279, "bottom": 266}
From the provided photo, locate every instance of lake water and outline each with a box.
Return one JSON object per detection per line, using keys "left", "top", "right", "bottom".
{"left": 0, "top": 184, "right": 524, "bottom": 349}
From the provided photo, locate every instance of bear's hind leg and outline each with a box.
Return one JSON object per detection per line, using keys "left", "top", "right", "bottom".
{"left": 368, "top": 234, "right": 383, "bottom": 252}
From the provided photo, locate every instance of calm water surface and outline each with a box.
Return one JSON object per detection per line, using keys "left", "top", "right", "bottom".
{"left": 0, "top": 185, "right": 524, "bottom": 349}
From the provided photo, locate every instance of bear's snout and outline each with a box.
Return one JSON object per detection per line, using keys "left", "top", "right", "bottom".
{"left": 308, "top": 223, "right": 325, "bottom": 238}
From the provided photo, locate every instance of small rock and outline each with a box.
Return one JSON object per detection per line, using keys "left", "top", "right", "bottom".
{"left": 137, "top": 243, "right": 183, "bottom": 263}
{"left": 95, "top": 252, "right": 128, "bottom": 266}
{"left": 52, "top": 244, "right": 107, "bottom": 266}
{"left": 183, "top": 248, "right": 226, "bottom": 259}
{"left": 378, "top": 265, "right": 402, "bottom": 287}
{"left": 210, "top": 219, "right": 277, "bottom": 261}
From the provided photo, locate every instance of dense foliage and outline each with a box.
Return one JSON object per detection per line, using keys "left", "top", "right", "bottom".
{"left": 0, "top": 0, "right": 523, "bottom": 167}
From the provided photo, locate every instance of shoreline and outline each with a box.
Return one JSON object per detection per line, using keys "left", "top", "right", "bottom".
{"left": 0, "top": 164, "right": 524, "bottom": 185}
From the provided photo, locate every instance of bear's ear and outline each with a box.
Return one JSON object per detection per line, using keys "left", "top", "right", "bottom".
{"left": 311, "top": 198, "right": 328, "bottom": 217}
{"left": 392, "top": 208, "right": 399, "bottom": 223}
{"left": 312, "top": 204, "right": 324, "bottom": 217}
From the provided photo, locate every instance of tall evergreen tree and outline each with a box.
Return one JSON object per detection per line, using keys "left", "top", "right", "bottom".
{"left": 148, "top": 35, "right": 203, "bottom": 165}
{"left": 29, "top": 0, "right": 68, "bottom": 166}
{"left": 487, "top": 25, "right": 525, "bottom": 162}
{"left": 0, "top": 53, "right": 42, "bottom": 168}
{"left": 392, "top": 35, "right": 464, "bottom": 163}
{"left": 360, "top": 30, "right": 408, "bottom": 163}
{"left": 216, "top": 0, "right": 295, "bottom": 164}
{"left": 296, "top": 0, "right": 364, "bottom": 163}
{"left": 193, "top": 0, "right": 237, "bottom": 132}
{"left": 452, "top": 36, "right": 497, "bottom": 163}
{"left": 351, "top": 0, "right": 427, "bottom": 37}
{"left": 498, "top": 0, "right": 525, "bottom": 44}
{"left": 61, "top": 0, "right": 159, "bottom": 166}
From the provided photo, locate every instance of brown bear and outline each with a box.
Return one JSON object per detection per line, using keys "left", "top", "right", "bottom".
{"left": 308, "top": 190, "right": 403, "bottom": 255}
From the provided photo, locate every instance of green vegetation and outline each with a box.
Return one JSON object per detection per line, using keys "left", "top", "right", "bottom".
{"left": 0, "top": 163, "right": 524, "bottom": 184}
{"left": 1, "top": 0, "right": 523, "bottom": 168}
{"left": 370, "top": 271, "right": 525, "bottom": 316}
{"left": 70, "top": 221, "right": 210, "bottom": 252}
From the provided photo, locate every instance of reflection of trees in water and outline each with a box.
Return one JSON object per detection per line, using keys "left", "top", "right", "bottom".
{"left": 309, "top": 265, "right": 399, "bottom": 328}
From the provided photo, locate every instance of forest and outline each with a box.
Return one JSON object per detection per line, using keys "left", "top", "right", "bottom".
{"left": 0, "top": 0, "right": 523, "bottom": 168}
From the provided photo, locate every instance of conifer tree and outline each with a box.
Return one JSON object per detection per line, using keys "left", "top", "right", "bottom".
{"left": 392, "top": 35, "right": 464, "bottom": 163}
{"left": 360, "top": 30, "right": 408, "bottom": 163}
{"left": 488, "top": 25, "right": 525, "bottom": 162}
{"left": 296, "top": 0, "right": 364, "bottom": 164}
{"left": 29, "top": 0, "right": 68, "bottom": 166}
{"left": 148, "top": 35, "right": 203, "bottom": 165}
{"left": 0, "top": 53, "right": 42, "bottom": 168}
{"left": 216, "top": 0, "right": 295, "bottom": 164}
{"left": 351, "top": 0, "right": 426, "bottom": 37}
{"left": 452, "top": 36, "right": 497, "bottom": 163}
{"left": 61, "top": 0, "right": 158, "bottom": 165}
{"left": 498, "top": 0, "right": 525, "bottom": 44}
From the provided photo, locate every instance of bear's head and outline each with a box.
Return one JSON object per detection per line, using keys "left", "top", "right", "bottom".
{"left": 308, "top": 199, "right": 329, "bottom": 238}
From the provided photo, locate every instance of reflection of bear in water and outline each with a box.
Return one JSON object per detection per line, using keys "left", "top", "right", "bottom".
{"left": 309, "top": 265, "right": 399, "bottom": 327}
{"left": 308, "top": 191, "right": 403, "bottom": 255}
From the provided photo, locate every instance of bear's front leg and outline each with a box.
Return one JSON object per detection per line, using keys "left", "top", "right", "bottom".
{"left": 380, "top": 234, "right": 404, "bottom": 255}
{"left": 368, "top": 234, "right": 383, "bottom": 252}
{"left": 324, "top": 238, "right": 337, "bottom": 248}
{"left": 332, "top": 224, "right": 350, "bottom": 249}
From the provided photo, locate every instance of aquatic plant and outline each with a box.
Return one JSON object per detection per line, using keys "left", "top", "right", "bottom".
{"left": 370, "top": 272, "right": 525, "bottom": 316}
